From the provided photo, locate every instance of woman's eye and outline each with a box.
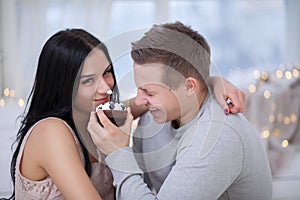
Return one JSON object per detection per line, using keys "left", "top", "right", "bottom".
{"left": 82, "top": 78, "right": 94, "bottom": 84}
{"left": 103, "top": 66, "right": 113, "bottom": 76}
{"left": 103, "top": 72, "right": 112, "bottom": 78}
{"left": 103, "top": 69, "right": 112, "bottom": 75}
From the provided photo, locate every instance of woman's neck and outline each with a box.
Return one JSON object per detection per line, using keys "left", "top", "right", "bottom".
{"left": 73, "top": 110, "right": 98, "bottom": 162}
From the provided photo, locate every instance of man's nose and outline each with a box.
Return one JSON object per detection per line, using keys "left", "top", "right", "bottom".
{"left": 135, "top": 90, "right": 148, "bottom": 106}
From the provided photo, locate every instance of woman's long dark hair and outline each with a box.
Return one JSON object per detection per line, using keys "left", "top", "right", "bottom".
{"left": 3, "top": 29, "right": 119, "bottom": 200}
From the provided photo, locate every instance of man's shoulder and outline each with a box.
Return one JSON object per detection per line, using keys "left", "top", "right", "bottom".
{"left": 178, "top": 97, "right": 259, "bottom": 157}
{"left": 201, "top": 96, "right": 255, "bottom": 136}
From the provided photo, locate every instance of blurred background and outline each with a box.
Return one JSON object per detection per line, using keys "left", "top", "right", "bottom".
{"left": 0, "top": 0, "right": 299, "bottom": 199}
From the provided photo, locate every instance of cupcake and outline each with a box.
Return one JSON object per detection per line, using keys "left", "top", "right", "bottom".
{"left": 95, "top": 101, "right": 127, "bottom": 126}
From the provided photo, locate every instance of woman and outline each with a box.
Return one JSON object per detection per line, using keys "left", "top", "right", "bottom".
{"left": 3, "top": 29, "right": 245, "bottom": 200}
{"left": 7, "top": 29, "right": 119, "bottom": 200}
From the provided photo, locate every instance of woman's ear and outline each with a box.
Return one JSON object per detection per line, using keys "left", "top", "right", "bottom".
{"left": 185, "top": 77, "right": 198, "bottom": 96}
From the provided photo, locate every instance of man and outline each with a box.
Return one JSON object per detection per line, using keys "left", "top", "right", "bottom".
{"left": 88, "top": 21, "right": 272, "bottom": 200}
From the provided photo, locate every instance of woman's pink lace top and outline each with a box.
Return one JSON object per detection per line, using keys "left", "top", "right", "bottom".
{"left": 15, "top": 117, "right": 115, "bottom": 200}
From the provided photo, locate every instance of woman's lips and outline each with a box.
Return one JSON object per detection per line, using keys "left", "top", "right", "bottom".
{"left": 95, "top": 97, "right": 110, "bottom": 106}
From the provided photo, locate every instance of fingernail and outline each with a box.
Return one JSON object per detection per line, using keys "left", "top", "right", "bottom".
{"left": 224, "top": 108, "right": 229, "bottom": 115}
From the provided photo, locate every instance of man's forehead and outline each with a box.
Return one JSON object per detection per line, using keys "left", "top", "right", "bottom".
{"left": 133, "top": 62, "right": 186, "bottom": 88}
{"left": 133, "top": 63, "right": 165, "bottom": 86}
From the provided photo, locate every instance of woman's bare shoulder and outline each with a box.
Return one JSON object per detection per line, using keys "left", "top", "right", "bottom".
{"left": 22, "top": 117, "right": 80, "bottom": 180}
{"left": 25, "top": 117, "right": 81, "bottom": 165}
{"left": 30, "top": 117, "right": 74, "bottom": 141}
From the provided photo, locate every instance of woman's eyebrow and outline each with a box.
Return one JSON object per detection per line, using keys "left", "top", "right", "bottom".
{"left": 104, "top": 64, "right": 112, "bottom": 71}
{"left": 106, "top": 64, "right": 112, "bottom": 69}
{"left": 80, "top": 73, "right": 95, "bottom": 78}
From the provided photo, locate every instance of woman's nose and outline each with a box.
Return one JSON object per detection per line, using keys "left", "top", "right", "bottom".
{"left": 96, "top": 78, "right": 111, "bottom": 94}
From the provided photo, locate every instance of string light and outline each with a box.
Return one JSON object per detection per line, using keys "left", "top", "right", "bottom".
{"left": 284, "top": 116, "right": 290, "bottom": 125}
{"left": 9, "top": 89, "right": 15, "bottom": 98}
{"left": 1, "top": 88, "right": 25, "bottom": 108}
{"left": 253, "top": 70, "right": 260, "bottom": 79}
{"left": 285, "top": 71, "right": 292, "bottom": 79}
{"left": 276, "top": 69, "right": 283, "bottom": 78}
{"left": 263, "top": 90, "right": 271, "bottom": 99}
{"left": 260, "top": 127, "right": 270, "bottom": 139}
{"left": 293, "top": 68, "right": 299, "bottom": 77}
{"left": 290, "top": 114, "right": 297, "bottom": 123}
{"left": 18, "top": 98, "right": 25, "bottom": 107}
{"left": 3, "top": 88, "right": 9, "bottom": 96}
{"left": 0, "top": 99, "right": 5, "bottom": 107}
{"left": 261, "top": 71, "right": 269, "bottom": 81}
{"left": 246, "top": 65, "right": 299, "bottom": 152}
{"left": 248, "top": 84, "right": 256, "bottom": 93}
{"left": 269, "top": 114, "right": 275, "bottom": 123}
{"left": 281, "top": 140, "right": 289, "bottom": 148}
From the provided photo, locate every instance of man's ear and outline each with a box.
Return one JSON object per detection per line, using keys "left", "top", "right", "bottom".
{"left": 185, "top": 77, "right": 198, "bottom": 96}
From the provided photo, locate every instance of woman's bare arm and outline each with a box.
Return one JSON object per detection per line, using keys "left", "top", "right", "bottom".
{"left": 22, "top": 118, "right": 102, "bottom": 200}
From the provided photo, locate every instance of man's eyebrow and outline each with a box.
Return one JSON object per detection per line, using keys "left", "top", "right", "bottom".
{"left": 139, "top": 87, "right": 157, "bottom": 95}
{"left": 138, "top": 87, "right": 150, "bottom": 92}
{"left": 138, "top": 87, "right": 146, "bottom": 91}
